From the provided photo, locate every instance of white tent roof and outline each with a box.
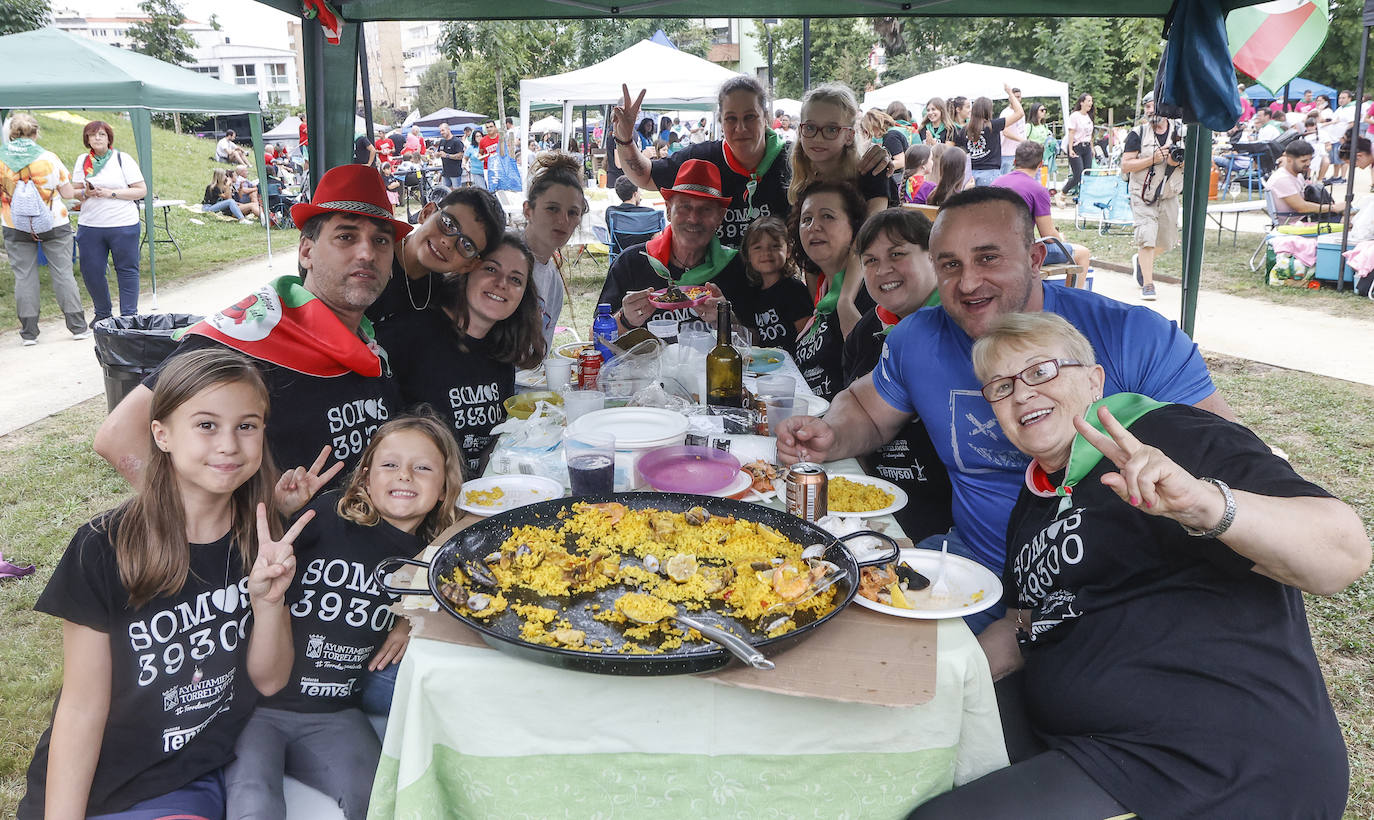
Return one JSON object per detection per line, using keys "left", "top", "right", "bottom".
{"left": 864, "top": 62, "right": 1069, "bottom": 136}
{"left": 520, "top": 40, "right": 740, "bottom": 107}
{"left": 529, "top": 115, "right": 564, "bottom": 133}
{"left": 263, "top": 115, "right": 372, "bottom": 146}
{"left": 773, "top": 98, "right": 802, "bottom": 118}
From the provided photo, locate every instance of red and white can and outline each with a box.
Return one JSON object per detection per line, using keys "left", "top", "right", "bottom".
{"left": 577, "top": 349, "right": 603, "bottom": 389}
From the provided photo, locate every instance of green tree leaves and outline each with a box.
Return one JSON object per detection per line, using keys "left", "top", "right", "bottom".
{"left": 127, "top": 0, "right": 197, "bottom": 67}
{"left": 0, "top": 0, "right": 51, "bottom": 36}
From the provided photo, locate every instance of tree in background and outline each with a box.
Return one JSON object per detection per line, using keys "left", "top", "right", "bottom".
{"left": 1302, "top": 0, "right": 1362, "bottom": 94}
{"left": 0, "top": 0, "right": 51, "bottom": 36}
{"left": 415, "top": 62, "right": 458, "bottom": 118}
{"left": 127, "top": 0, "right": 196, "bottom": 66}
{"left": 763, "top": 18, "right": 877, "bottom": 100}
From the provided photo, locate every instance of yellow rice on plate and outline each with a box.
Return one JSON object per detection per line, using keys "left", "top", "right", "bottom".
{"left": 829, "top": 476, "right": 895, "bottom": 513}
{"left": 438, "top": 502, "right": 839, "bottom": 654}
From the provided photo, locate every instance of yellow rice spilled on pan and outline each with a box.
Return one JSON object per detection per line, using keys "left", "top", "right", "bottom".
{"left": 439, "top": 502, "right": 840, "bottom": 654}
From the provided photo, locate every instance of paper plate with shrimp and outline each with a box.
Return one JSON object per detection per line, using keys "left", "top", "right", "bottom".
{"left": 648, "top": 284, "right": 713, "bottom": 310}
{"left": 853, "top": 548, "right": 1002, "bottom": 620}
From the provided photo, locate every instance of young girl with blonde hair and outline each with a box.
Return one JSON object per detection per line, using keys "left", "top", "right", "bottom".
{"left": 789, "top": 83, "right": 890, "bottom": 215}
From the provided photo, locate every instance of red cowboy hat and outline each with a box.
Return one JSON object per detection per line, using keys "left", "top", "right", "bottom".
{"left": 660, "top": 159, "right": 732, "bottom": 207}
{"left": 290, "top": 164, "right": 413, "bottom": 240}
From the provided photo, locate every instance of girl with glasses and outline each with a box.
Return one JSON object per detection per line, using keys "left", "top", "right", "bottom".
{"left": 788, "top": 83, "right": 890, "bottom": 217}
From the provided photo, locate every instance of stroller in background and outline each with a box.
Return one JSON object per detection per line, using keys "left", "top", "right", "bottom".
{"left": 267, "top": 180, "right": 300, "bottom": 230}
{"left": 1075, "top": 169, "right": 1133, "bottom": 235}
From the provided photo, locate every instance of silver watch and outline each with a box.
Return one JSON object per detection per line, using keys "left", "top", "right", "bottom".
{"left": 1184, "top": 477, "right": 1236, "bottom": 538}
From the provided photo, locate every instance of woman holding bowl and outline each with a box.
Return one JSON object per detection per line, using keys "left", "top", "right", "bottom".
{"left": 910, "top": 311, "right": 1369, "bottom": 819}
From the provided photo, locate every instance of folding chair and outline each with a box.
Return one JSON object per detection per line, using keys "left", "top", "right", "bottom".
{"left": 1250, "top": 188, "right": 1306, "bottom": 274}
{"left": 606, "top": 208, "right": 666, "bottom": 267}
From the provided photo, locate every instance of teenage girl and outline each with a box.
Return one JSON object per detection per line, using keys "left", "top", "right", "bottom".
{"left": 789, "top": 83, "right": 890, "bottom": 215}
{"left": 378, "top": 232, "right": 546, "bottom": 478}
{"left": 901, "top": 144, "right": 935, "bottom": 204}
{"left": 918, "top": 97, "right": 951, "bottom": 145}
{"left": 740, "top": 216, "right": 811, "bottom": 354}
{"left": 1065, "top": 92, "right": 1096, "bottom": 197}
{"left": 224, "top": 415, "right": 463, "bottom": 820}
{"left": 522, "top": 152, "right": 589, "bottom": 349}
{"left": 19, "top": 347, "right": 304, "bottom": 820}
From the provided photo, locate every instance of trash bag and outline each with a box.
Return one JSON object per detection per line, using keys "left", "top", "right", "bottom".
{"left": 93, "top": 313, "right": 203, "bottom": 411}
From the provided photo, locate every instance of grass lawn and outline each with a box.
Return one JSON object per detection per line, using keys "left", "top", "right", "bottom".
{"left": 0, "top": 110, "right": 296, "bottom": 333}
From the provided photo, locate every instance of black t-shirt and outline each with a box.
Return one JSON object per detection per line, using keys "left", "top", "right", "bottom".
{"left": 744, "top": 276, "right": 812, "bottom": 354}
{"left": 147, "top": 334, "right": 399, "bottom": 480}
{"left": 841, "top": 309, "right": 953, "bottom": 542}
{"left": 437, "top": 136, "right": 465, "bottom": 177}
{"left": 793, "top": 311, "right": 843, "bottom": 401}
{"left": 1122, "top": 121, "right": 1177, "bottom": 157}
{"left": 953, "top": 118, "right": 1007, "bottom": 170}
{"left": 20, "top": 515, "right": 255, "bottom": 818}
{"left": 882, "top": 129, "right": 909, "bottom": 202}
{"left": 597, "top": 242, "right": 755, "bottom": 331}
{"left": 353, "top": 135, "right": 372, "bottom": 165}
{"left": 264, "top": 491, "right": 423, "bottom": 713}
{"left": 365, "top": 256, "right": 444, "bottom": 326}
{"left": 648, "top": 141, "right": 792, "bottom": 245}
{"left": 603, "top": 131, "right": 624, "bottom": 190}
{"left": 375, "top": 307, "right": 515, "bottom": 477}
{"left": 918, "top": 122, "right": 949, "bottom": 143}
{"left": 1003, "top": 404, "right": 1347, "bottom": 818}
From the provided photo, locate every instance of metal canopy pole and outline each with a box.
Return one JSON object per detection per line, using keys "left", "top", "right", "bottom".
{"left": 802, "top": 19, "right": 812, "bottom": 92}
{"left": 359, "top": 24, "right": 376, "bottom": 159}
{"left": 304, "top": 20, "right": 328, "bottom": 193}
{"left": 1179, "top": 125, "right": 1212, "bottom": 337}
{"left": 1336, "top": 0, "right": 1374, "bottom": 293}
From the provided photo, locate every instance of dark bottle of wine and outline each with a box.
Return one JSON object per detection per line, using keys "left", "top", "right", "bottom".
{"left": 706, "top": 300, "right": 743, "bottom": 408}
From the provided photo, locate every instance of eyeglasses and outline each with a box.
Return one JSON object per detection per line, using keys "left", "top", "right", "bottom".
{"left": 437, "top": 211, "right": 482, "bottom": 259}
{"left": 799, "top": 122, "right": 853, "bottom": 140}
{"left": 981, "top": 358, "right": 1083, "bottom": 402}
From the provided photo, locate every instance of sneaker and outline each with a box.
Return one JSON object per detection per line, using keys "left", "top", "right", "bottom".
{"left": 1141, "top": 284, "right": 1157, "bottom": 301}
{"left": 21, "top": 338, "right": 37, "bottom": 346}
{"left": 1132, "top": 253, "right": 1143, "bottom": 286}
{"left": 72, "top": 329, "right": 92, "bottom": 340}
{"left": 239, "top": 217, "right": 254, "bottom": 224}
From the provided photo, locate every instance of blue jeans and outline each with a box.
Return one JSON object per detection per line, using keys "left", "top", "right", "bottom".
{"left": 359, "top": 662, "right": 399, "bottom": 716}
{"left": 204, "top": 198, "right": 245, "bottom": 219}
{"left": 1000, "top": 156, "right": 1015, "bottom": 175}
{"left": 87, "top": 770, "right": 224, "bottom": 820}
{"left": 971, "top": 168, "right": 1002, "bottom": 187}
{"left": 442, "top": 174, "right": 462, "bottom": 188}
{"left": 913, "top": 527, "right": 1006, "bottom": 634}
{"left": 77, "top": 222, "right": 142, "bottom": 321}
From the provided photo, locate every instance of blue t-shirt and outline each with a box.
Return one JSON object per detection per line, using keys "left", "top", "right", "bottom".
{"left": 872, "top": 283, "right": 1216, "bottom": 572}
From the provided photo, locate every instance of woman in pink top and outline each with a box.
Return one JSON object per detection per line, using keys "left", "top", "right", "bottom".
{"left": 1064, "top": 93, "right": 1095, "bottom": 197}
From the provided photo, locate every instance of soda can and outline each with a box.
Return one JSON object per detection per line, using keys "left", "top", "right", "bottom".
{"left": 783, "top": 462, "right": 828, "bottom": 522}
{"left": 578, "top": 349, "right": 602, "bottom": 389}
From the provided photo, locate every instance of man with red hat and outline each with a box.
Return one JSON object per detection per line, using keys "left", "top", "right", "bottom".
{"left": 598, "top": 159, "right": 753, "bottom": 335}
{"left": 96, "top": 165, "right": 413, "bottom": 486}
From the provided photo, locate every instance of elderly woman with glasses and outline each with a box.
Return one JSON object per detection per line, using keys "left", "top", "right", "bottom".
{"left": 910, "top": 311, "right": 1369, "bottom": 820}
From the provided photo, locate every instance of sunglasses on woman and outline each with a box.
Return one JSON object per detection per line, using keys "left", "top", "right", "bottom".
{"left": 799, "top": 122, "right": 853, "bottom": 140}
{"left": 981, "top": 359, "right": 1083, "bottom": 402}
{"left": 437, "top": 211, "right": 482, "bottom": 259}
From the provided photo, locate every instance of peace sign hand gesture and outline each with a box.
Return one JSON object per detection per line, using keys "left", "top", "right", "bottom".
{"left": 612, "top": 84, "right": 647, "bottom": 144}
{"left": 274, "top": 444, "right": 345, "bottom": 516}
{"left": 1072, "top": 405, "right": 1225, "bottom": 532}
{"left": 248, "top": 503, "right": 312, "bottom": 606}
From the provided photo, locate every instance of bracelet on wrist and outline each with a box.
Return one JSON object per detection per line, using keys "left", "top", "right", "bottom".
{"left": 1184, "top": 477, "right": 1236, "bottom": 538}
{"left": 613, "top": 136, "right": 633, "bottom": 146}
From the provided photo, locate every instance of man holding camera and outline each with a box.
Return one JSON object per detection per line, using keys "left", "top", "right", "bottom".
{"left": 1121, "top": 93, "right": 1184, "bottom": 301}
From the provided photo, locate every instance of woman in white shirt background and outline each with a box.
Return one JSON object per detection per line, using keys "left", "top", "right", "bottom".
{"left": 71, "top": 120, "right": 147, "bottom": 323}
{"left": 1064, "top": 93, "right": 1096, "bottom": 200}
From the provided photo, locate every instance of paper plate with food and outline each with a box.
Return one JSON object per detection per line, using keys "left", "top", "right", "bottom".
{"left": 556, "top": 341, "right": 592, "bottom": 359}
{"left": 458, "top": 475, "right": 564, "bottom": 516}
{"left": 745, "top": 347, "right": 785, "bottom": 374}
{"left": 826, "top": 474, "right": 908, "bottom": 518}
{"left": 853, "top": 548, "right": 1002, "bottom": 620}
{"left": 648, "top": 284, "right": 713, "bottom": 310}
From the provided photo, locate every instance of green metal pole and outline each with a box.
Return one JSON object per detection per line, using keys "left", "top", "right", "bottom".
{"left": 1179, "top": 125, "right": 1211, "bottom": 338}
{"left": 129, "top": 108, "right": 157, "bottom": 308}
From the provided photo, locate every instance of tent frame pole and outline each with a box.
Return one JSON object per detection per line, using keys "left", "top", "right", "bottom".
{"left": 1337, "top": 5, "right": 1373, "bottom": 293}
{"left": 1179, "top": 125, "right": 1211, "bottom": 337}
{"left": 359, "top": 24, "right": 377, "bottom": 163}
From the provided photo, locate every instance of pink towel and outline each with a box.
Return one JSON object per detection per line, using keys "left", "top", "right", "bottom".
{"left": 1271, "top": 235, "right": 1318, "bottom": 267}
{"left": 1341, "top": 239, "right": 1374, "bottom": 277}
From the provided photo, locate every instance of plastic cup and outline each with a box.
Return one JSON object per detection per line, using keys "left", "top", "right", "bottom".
{"left": 564, "top": 431, "right": 615, "bottom": 495}
{"left": 755, "top": 374, "right": 795, "bottom": 400}
{"left": 679, "top": 329, "right": 715, "bottom": 356}
{"left": 647, "top": 319, "right": 680, "bottom": 342}
{"left": 764, "top": 396, "right": 798, "bottom": 436}
{"left": 544, "top": 356, "right": 573, "bottom": 390}
{"left": 562, "top": 389, "right": 605, "bottom": 423}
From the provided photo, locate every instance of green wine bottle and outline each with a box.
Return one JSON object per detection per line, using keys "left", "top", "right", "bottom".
{"left": 706, "top": 300, "right": 743, "bottom": 408}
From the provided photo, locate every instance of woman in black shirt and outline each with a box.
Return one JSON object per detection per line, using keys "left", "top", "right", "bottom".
{"left": 952, "top": 85, "right": 1023, "bottom": 187}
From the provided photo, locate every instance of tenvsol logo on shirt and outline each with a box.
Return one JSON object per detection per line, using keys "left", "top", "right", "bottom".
{"left": 204, "top": 285, "right": 283, "bottom": 342}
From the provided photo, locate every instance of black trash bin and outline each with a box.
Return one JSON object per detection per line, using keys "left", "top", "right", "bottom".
{"left": 93, "top": 314, "right": 203, "bottom": 411}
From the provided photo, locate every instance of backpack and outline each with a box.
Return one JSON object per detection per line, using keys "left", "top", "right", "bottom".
{"left": 10, "top": 167, "right": 53, "bottom": 235}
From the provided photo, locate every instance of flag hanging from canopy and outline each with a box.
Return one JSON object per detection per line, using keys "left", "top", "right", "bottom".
{"left": 1227, "top": 0, "right": 1330, "bottom": 90}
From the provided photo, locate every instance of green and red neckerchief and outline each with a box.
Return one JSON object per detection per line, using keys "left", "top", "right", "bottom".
{"left": 1025, "top": 393, "right": 1168, "bottom": 515}
{"left": 643, "top": 225, "right": 739, "bottom": 286}
{"left": 82, "top": 149, "right": 115, "bottom": 179}
{"left": 179, "top": 275, "right": 386, "bottom": 378}
{"left": 876, "top": 288, "right": 941, "bottom": 335}
{"left": 721, "top": 129, "right": 786, "bottom": 220}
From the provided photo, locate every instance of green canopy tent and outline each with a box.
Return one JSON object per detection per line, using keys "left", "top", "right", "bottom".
{"left": 0, "top": 27, "right": 273, "bottom": 308}
{"left": 266, "top": 0, "right": 1269, "bottom": 337}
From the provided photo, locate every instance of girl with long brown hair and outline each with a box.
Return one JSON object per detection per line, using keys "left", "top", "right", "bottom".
{"left": 740, "top": 216, "right": 811, "bottom": 353}
{"left": 927, "top": 146, "right": 971, "bottom": 206}
{"left": 19, "top": 347, "right": 305, "bottom": 819}
{"left": 522, "top": 151, "right": 588, "bottom": 348}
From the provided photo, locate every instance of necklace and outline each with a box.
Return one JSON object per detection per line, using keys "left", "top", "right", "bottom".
{"left": 400, "top": 236, "right": 433, "bottom": 311}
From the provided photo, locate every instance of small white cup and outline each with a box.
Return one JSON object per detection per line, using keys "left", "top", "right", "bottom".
{"left": 562, "top": 389, "right": 605, "bottom": 423}
{"left": 544, "top": 356, "right": 573, "bottom": 390}
{"left": 647, "top": 319, "right": 679, "bottom": 342}
{"left": 756, "top": 374, "right": 795, "bottom": 400}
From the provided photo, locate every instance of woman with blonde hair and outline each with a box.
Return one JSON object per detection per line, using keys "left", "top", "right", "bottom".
{"left": 860, "top": 108, "right": 908, "bottom": 205}
{"left": 0, "top": 112, "right": 89, "bottom": 343}
{"left": 202, "top": 168, "right": 249, "bottom": 222}
{"left": 789, "top": 83, "right": 889, "bottom": 215}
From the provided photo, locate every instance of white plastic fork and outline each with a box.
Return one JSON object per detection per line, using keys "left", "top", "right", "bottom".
{"left": 928, "top": 539, "right": 953, "bottom": 605}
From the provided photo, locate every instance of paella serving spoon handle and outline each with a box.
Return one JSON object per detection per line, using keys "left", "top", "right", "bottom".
{"left": 672, "top": 613, "right": 776, "bottom": 671}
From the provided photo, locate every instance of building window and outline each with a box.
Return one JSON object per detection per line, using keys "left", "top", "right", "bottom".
{"left": 267, "top": 62, "right": 289, "bottom": 86}
{"left": 234, "top": 64, "right": 256, "bottom": 85}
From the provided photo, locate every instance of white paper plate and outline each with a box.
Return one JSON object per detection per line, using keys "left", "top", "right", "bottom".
{"left": 826, "top": 473, "right": 908, "bottom": 519}
{"left": 709, "top": 469, "right": 754, "bottom": 498}
{"left": 515, "top": 368, "right": 546, "bottom": 389}
{"left": 458, "top": 475, "right": 564, "bottom": 516}
{"left": 852, "top": 548, "right": 1003, "bottom": 620}
{"left": 797, "top": 394, "right": 830, "bottom": 417}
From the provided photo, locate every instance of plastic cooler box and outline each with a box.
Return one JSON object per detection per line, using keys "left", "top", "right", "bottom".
{"left": 1315, "top": 236, "right": 1357, "bottom": 285}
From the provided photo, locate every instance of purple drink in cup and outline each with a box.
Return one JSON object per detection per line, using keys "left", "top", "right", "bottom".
{"left": 564, "top": 431, "right": 616, "bottom": 494}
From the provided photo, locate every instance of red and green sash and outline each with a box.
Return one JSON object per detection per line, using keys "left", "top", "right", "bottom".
{"left": 643, "top": 226, "right": 738, "bottom": 286}
{"left": 876, "top": 289, "right": 940, "bottom": 336}
{"left": 180, "top": 275, "right": 385, "bottom": 378}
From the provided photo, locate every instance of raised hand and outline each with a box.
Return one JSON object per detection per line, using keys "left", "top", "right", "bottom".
{"left": 1073, "top": 406, "right": 1222, "bottom": 530}
{"left": 274, "top": 445, "right": 345, "bottom": 516}
{"left": 612, "top": 85, "right": 647, "bottom": 143}
{"left": 248, "top": 502, "right": 312, "bottom": 605}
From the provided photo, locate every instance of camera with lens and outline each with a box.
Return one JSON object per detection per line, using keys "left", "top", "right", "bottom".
{"left": 1168, "top": 145, "right": 1186, "bottom": 164}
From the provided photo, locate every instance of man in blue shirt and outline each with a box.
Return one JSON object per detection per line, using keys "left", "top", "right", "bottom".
{"left": 777, "top": 186, "right": 1234, "bottom": 634}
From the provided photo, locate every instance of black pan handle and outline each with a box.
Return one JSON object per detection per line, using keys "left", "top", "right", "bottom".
{"left": 838, "top": 530, "right": 901, "bottom": 567}
{"left": 374, "top": 556, "right": 434, "bottom": 596}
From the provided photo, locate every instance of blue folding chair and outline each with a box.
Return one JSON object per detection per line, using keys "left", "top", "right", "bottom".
{"left": 605, "top": 208, "right": 666, "bottom": 267}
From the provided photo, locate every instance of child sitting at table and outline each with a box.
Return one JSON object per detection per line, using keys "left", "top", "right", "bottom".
{"left": 740, "top": 216, "right": 812, "bottom": 354}
{"left": 223, "top": 415, "right": 464, "bottom": 820}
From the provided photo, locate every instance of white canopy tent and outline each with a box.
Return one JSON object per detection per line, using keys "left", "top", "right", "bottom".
{"left": 863, "top": 62, "right": 1070, "bottom": 138}
{"left": 518, "top": 39, "right": 741, "bottom": 182}
{"left": 263, "top": 114, "right": 372, "bottom": 148}
{"left": 773, "top": 97, "right": 802, "bottom": 118}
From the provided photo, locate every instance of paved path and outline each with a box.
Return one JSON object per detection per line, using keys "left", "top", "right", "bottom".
{"left": 1, "top": 242, "right": 1371, "bottom": 438}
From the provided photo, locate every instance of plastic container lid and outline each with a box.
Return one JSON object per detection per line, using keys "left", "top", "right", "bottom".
{"left": 636, "top": 445, "right": 741, "bottom": 494}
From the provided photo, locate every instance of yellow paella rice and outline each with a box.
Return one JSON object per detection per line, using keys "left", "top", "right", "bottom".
{"left": 464, "top": 486, "right": 506, "bottom": 506}
{"left": 829, "top": 477, "right": 895, "bottom": 513}
{"left": 442, "top": 502, "right": 841, "bottom": 656}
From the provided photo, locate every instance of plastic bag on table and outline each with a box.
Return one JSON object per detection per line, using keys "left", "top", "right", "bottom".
{"left": 628, "top": 383, "right": 691, "bottom": 412}
{"left": 598, "top": 337, "right": 664, "bottom": 405}
{"left": 487, "top": 402, "right": 566, "bottom": 480}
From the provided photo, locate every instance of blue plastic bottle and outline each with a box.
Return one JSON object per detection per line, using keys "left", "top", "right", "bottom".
{"left": 592, "top": 303, "right": 618, "bottom": 364}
